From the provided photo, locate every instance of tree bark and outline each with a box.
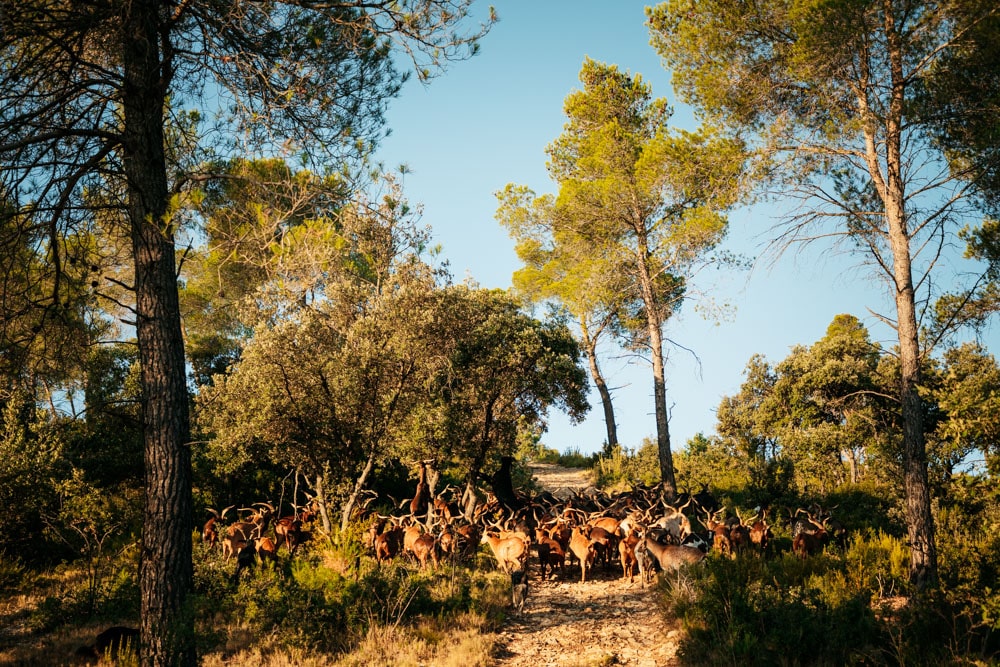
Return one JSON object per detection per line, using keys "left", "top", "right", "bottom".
{"left": 463, "top": 437, "right": 492, "bottom": 522}
{"left": 341, "top": 447, "right": 377, "bottom": 532}
{"left": 312, "top": 472, "right": 333, "bottom": 535}
{"left": 869, "top": 5, "right": 937, "bottom": 586}
{"left": 122, "top": 3, "right": 195, "bottom": 665}
{"left": 888, "top": 207, "right": 936, "bottom": 587}
{"left": 580, "top": 321, "right": 618, "bottom": 455}
{"left": 632, "top": 228, "right": 676, "bottom": 498}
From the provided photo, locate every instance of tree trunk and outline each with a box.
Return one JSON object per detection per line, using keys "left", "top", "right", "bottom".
{"left": 894, "top": 260, "right": 937, "bottom": 587}
{"left": 463, "top": 437, "right": 492, "bottom": 522}
{"left": 341, "top": 448, "right": 377, "bottom": 532}
{"left": 881, "top": 9, "right": 936, "bottom": 587}
{"left": 121, "top": 3, "right": 195, "bottom": 665}
{"left": 633, "top": 231, "right": 676, "bottom": 499}
{"left": 894, "top": 255, "right": 937, "bottom": 587}
{"left": 312, "top": 472, "right": 333, "bottom": 535}
{"left": 580, "top": 320, "right": 618, "bottom": 455}
{"left": 424, "top": 462, "right": 441, "bottom": 529}
{"left": 844, "top": 449, "right": 859, "bottom": 485}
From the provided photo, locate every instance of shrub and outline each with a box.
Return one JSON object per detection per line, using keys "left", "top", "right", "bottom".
{"left": 556, "top": 447, "right": 595, "bottom": 469}
{"left": 0, "top": 552, "right": 31, "bottom": 593}
{"left": 191, "top": 535, "right": 509, "bottom": 659}
{"left": 666, "top": 549, "right": 883, "bottom": 665}
{"left": 594, "top": 443, "right": 658, "bottom": 491}
{"left": 531, "top": 445, "right": 562, "bottom": 464}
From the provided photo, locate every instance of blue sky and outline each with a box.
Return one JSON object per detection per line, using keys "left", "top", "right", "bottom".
{"left": 374, "top": 1, "right": 994, "bottom": 456}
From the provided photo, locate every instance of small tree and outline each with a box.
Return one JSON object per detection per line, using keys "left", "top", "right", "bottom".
{"left": 418, "top": 286, "right": 591, "bottom": 519}
{"left": 924, "top": 343, "right": 1000, "bottom": 478}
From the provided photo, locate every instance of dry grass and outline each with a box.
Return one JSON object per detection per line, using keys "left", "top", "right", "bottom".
{"left": 199, "top": 612, "right": 496, "bottom": 667}
{"left": 0, "top": 563, "right": 135, "bottom": 666}
{"left": 2, "top": 539, "right": 507, "bottom": 666}
{"left": 0, "top": 622, "right": 136, "bottom": 666}
{"left": 334, "top": 612, "right": 496, "bottom": 667}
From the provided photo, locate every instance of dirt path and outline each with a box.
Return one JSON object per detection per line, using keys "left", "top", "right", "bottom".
{"left": 490, "top": 464, "right": 681, "bottom": 667}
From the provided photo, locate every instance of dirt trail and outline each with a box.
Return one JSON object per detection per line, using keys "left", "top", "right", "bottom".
{"left": 491, "top": 464, "right": 681, "bottom": 667}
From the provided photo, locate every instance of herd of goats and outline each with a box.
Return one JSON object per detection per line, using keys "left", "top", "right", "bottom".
{"left": 200, "top": 463, "right": 848, "bottom": 593}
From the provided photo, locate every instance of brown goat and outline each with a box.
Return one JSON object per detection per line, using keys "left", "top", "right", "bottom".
{"left": 706, "top": 510, "right": 732, "bottom": 558}
{"left": 202, "top": 506, "right": 232, "bottom": 549}
{"left": 222, "top": 505, "right": 272, "bottom": 560}
{"left": 793, "top": 529, "right": 828, "bottom": 558}
{"left": 749, "top": 513, "right": 772, "bottom": 555}
{"left": 619, "top": 529, "right": 641, "bottom": 583}
{"left": 402, "top": 523, "right": 425, "bottom": 558}
{"left": 588, "top": 525, "right": 617, "bottom": 569}
{"left": 274, "top": 515, "right": 304, "bottom": 553}
{"left": 454, "top": 522, "right": 482, "bottom": 558}
{"left": 437, "top": 524, "right": 456, "bottom": 559}
{"left": 481, "top": 532, "right": 530, "bottom": 573}
{"left": 589, "top": 515, "right": 621, "bottom": 538}
{"left": 729, "top": 523, "right": 751, "bottom": 556}
{"left": 530, "top": 539, "right": 552, "bottom": 579}
{"left": 409, "top": 460, "right": 431, "bottom": 517}
{"left": 547, "top": 518, "right": 572, "bottom": 555}
{"left": 568, "top": 525, "right": 597, "bottom": 583}
{"left": 411, "top": 533, "right": 439, "bottom": 569}
{"left": 255, "top": 536, "right": 278, "bottom": 563}
{"left": 642, "top": 537, "right": 706, "bottom": 572}
{"left": 535, "top": 529, "right": 566, "bottom": 577}
{"left": 374, "top": 526, "right": 405, "bottom": 562}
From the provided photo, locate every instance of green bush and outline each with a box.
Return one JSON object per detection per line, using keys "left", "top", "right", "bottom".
{"left": 594, "top": 443, "right": 658, "bottom": 490}
{"left": 659, "top": 518, "right": 1000, "bottom": 666}
{"left": 838, "top": 530, "right": 910, "bottom": 600}
{"left": 0, "top": 552, "right": 31, "bottom": 593}
{"left": 531, "top": 445, "right": 562, "bottom": 464}
{"left": 556, "top": 447, "right": 595, "bottom": 469}
{"left": 666, "top": 554, "right": 883, "bottom": 666}
{"left": 190, "top": 536, "right": 509, "bottom": 657}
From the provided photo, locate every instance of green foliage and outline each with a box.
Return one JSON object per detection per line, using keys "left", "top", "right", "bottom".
{"left": 22, "top": 550, "right": 140, "bottom": 633}
{"left": 674, "top": 433, "right": 751, "bottom": 496}
{"left": 527, "top": 442, "right": 596, "bottom": 469}
{"left": 651, "top": 0, "right": 998, "bottom": 585}
{"left": 0, "top": 552, "right": 30, "bottom": 593}
{"left": 499, "top": 57, "right": 749, "bottom": 493}
{"left": 0, "top": 398, "right": 72, "bottom": 561}
{"left": 918, "top": 4, "right": 1000, "bottom": 212}
{"left": 656, "top": 479, "right": 1000, "bottom": 665}
{"left": 594, "top": 442, "right": 659, "bottom": 490}
{"left": 556, "top": 447, "right": 597, "bottom": 470}
{"left": 191, "top": 537, "right": 508, "bottom": 657}
{"left": 530, "top": 444, "right": 562, "bottom": 464}
{"left": 666, "top": 551, "right": 883, "bottom": 665}
{"left": 923, "top": 343, "right": 1000, "bottom": 479}
{"left": 708, "top": 315, "right": 1000, "bottom": 502}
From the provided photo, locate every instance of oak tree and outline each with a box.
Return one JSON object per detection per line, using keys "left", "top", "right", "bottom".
{"left": 422, "top": 286, "right": 590, "bottom": 519}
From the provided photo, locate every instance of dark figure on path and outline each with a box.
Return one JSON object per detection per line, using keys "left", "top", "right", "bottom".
{"left": 511, "top": 569, "right": 529, "bottom": 614}
{"left": 491, "top": 456, "right": 522, "bottom": 514}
